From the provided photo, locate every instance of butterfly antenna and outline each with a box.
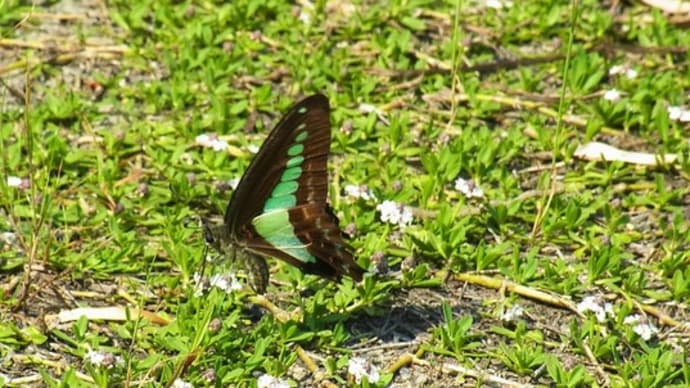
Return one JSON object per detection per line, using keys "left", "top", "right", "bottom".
{"left": 199, "top": 243, "right": 209, "bottom": 278}
{"left": 198, "top": 215, "right": 211, "bottom": 278}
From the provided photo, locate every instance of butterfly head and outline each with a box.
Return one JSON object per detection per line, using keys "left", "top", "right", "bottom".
{"left": 201, "top": 217, "right": 225, "bottom": 255}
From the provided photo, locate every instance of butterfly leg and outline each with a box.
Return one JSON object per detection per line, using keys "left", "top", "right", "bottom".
{"left": 236, "top": 250, "right": 269, "bottom": 294}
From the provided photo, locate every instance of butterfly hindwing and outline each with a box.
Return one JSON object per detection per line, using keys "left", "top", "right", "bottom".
{"left": 286, "top": 203, "right": 363, "bottom": 281}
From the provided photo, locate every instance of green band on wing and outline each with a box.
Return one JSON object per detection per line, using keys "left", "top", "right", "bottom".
{"left": 288, "top": 143, "right": 304, "bottom": 156}
{"left": 281, "top": 166, "right": 302, "bottom": 181}
{"left": 264, "top": 195, "right": 296, "bottom": 211}
{"left": 272, "top": 180, "right": 298, "bottom": 197}
{"left": 295, "top": 130, "right": 307, "bottom": 142}
{"left": 287, "top": 155, "right": 304, "bottom": 168}
{"left": 252, "top": 210, "right": 316, "bottom": 263}
{"left": 260, "top": 129, "right": 308, "bottom": 213}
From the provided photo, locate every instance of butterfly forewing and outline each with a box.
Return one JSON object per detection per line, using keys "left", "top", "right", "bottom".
{"left": 225, "top": 95, "right": 330, "bottom": 229}
{"left": 223, "top": 94, "right": 364, "bottom": 284}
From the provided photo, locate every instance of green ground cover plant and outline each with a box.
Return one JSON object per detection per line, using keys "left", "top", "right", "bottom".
{"left": 1, "top": 0, "right": 689, "bottom": 387}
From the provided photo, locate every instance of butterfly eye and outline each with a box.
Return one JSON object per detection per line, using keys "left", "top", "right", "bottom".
{"left": 203, "top": 229, "right": 215, "bottom": 244}
{"left": 200, "top": 218, "right": 215, "bottom": 245}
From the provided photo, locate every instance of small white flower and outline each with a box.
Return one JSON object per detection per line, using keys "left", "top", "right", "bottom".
{"left": 454, "top": 178, "right": 484, "bottom": 198}
{"left": 247, "top": 144, "right": 260, "bottom": 154}
{"left": 196, "top": 133, "right": 229, "bottom": 152}
{"left": 632, "top": 323, "right": 658, "bottom": 341}
{"left": 348, "top": 356, "right": 380, "bottom": 384}
{"left": 0, "top": 232, "right": 17, "bottom": 245}
{"left": 298, "top": 10, "right": 311, "bottom": 24}
{"left": 576, "top": 295, "right": 613, "bottom": 323}
{"left": 171, "top": 378, "right": 194, "bottom": 388}
{"left": 608, "top": 65, "right": 638, "bottom": 79}
{"left": 485, "top": 0, "right": 512, "bottom": 8}
{"left": 192, "top": 272, "right": 206, "bottom": 297}
{"left": 376, "top": 200, "right": 413, "bottom": 228}
{"left": 624, "top": 314, "right": 659, "bottom": 341}
{"left": 681, "top": 111, "right": 690, "bottom": 122}
{"left": 608, "top": 65, "right": 624, "bottom": 75}
{"left": 85, "top": 350, "right": 106, "bottom": 366}
{"left": 228, "top": 177, "right": 241, "bottom": 190}
{"left": 603, "top": 89, "right": 622, "bottom": 102}
{"left": 195, "top": 133, "right": 212, "bottom": 145}
{"left": 668, "top": 106, "right": 683, "bottom": 120}
{"left": 358, "top": 103, "right": 379, "bottom": 114}
{"left": 298, "top": 1, "right": 314, "bottom": 24}
{"left": 84, "top": 350, "right": 120, "bottom": 368}
{"left": 211, "top": 141, "right": 229, "bottom": 152}
{"left": 257, "top": 374, "right": 289, "bottom": 388}
{"left": 358, "top": 103, "right": 389, "bottom": 125}
{"left": 6, "top": 176, "right": 22, "bottom": 187}
{"left": 209, "top": 273, "right": 243, "bottom": 293}
{"left": 344, "top": 184, "right": 376, "bottom": 201}
{"left": 667, "top": 105, "right": 690, "bottom": 122}
{"left": 230, "top": 276, "right": 243, "bottom": 291}
{"left": 501, "top": 305, "right": 524, "bottom": 322}
{"left": 604, "top": 302, "right": 614, "bottom": 316}
{"left": 623, "top": 314, "right": 640, "bottom": 325}
{"left": 209, "top": 273, "right": 229, "bottom": 291}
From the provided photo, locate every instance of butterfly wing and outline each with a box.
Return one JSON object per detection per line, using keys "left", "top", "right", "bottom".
{"left": 225, "top": 94, "right": 363, "bottom": 281}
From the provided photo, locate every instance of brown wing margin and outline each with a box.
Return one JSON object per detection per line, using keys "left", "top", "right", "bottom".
{"left": 289, "top": 203, "right": 364, "bottom": 281}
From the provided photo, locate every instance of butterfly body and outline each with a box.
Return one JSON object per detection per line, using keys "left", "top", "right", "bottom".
{"left": 204, "top": 94, "right": 364, "bottom": 293}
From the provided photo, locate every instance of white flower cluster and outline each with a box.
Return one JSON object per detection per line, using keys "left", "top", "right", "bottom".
{"left": 601, "top": 65, "right": 637, "bottom": 102}
{"left": 623, "top": 314, "right": 659, "bottom": 341}
{"left": 344, "top": 184, "right": 377, "bottom": 201}
{"left": 228, "top": 177, "right": 241, "bottom": 190}
{"left": 192, "top": 271, "right": 243, "bottom": 296}
{"left": 257, "top": 374, "right": 289, "bottom": 388}
{"left": 608, "top": 65, "right": 638, "bottom": 80}
{"left": 6, "top": 176, "right": 22, "bottom": 187}
{"left": 84, "top": 350, "right": 122, "bottom": 369}
{"left": 0, "top": 232, "right": 17, "bottom": 245}
{"left": 195, "top": 133, "right": 229, "bottom": 151}
{"left": 348, "top": 356, "right": 381, "bottom": 384}
{"left": 247, "top": 144, "right": 260, "bottom": 154}
{"left": 667, "top": 106, "right": 690, "bottom": 122}
{"left": 501, "top": 305, "right": 524, "bottom": 322}
{"left": 376, "top": 200, "right": 414, "bottom": 229}
{"left": 346, "top": 176, "right": 485, "bottom": 228}
{"left": 576, "top": 297, "right": 660, "bottom": 341}
{"left": 576, "top": 295, "right": 614, "bottom": 323}
{"left": 344, "top": 184, "right": 413, "bottom": 228}
{"left": 485, "top": 0, "right": 513, "bottom": 9}
{"left": 171, "top": 378, "right": 193, "bottom": 388}
{"left": 209, "top": 273, "right": 243, "bottom": 292}
{"left": 603, "top": 89, "right": 622, "bottom": 102}
{"left": 454, "top": 178, "right": 484, "bottom": 199}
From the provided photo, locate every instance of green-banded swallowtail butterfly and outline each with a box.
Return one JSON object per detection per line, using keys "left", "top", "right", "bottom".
{"left": 203, "top": 94, "right": 364, "bottom": 293}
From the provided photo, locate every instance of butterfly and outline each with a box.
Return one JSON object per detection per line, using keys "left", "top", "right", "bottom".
{"left": 203, "top": 94, "right": 364, "bottom": 293}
